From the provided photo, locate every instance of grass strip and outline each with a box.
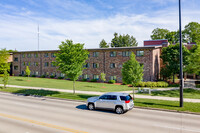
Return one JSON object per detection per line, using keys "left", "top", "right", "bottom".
{"left": 0, "top": 87, "right": 200, "bottom": 113}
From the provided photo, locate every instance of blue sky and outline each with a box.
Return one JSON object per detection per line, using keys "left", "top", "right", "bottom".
{"left": 0, "top": 0, "right": 200, "bottom": 51}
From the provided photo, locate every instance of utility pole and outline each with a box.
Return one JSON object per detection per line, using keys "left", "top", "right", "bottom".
{"left": 38, "top": 24, "right": 40, "bottom": 51}
{"left": 179, "top": 0, "right": 183, "bottom": 107}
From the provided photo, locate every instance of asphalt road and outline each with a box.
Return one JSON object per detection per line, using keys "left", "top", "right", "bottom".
{"left": 0, "top": 92, "right": 200, "bottom": 133}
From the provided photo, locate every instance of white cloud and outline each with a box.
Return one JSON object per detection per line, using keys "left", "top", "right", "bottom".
{"left": 0, "top": 7, "right": 200, "bottom": 51}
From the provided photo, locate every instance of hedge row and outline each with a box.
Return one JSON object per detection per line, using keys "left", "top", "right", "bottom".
{"left": 133, "top": 81, "right": 169, "bottom": 87}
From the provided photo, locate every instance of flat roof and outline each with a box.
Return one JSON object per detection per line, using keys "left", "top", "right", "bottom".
{"left": 12, "top": 46, "right": 162, "bottom": 53}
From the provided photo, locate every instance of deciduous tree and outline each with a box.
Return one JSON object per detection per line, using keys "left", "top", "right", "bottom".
{"left": 122, "top": 53, "right": 143, "bottom": 99}
{"left": 160, "top": 44, "right": 190, "bottom": 83}
{"left": 111, "top": 32, "right": 138, "bottom": 47}
{"left": 151, "top": 28, "right": 169, "bottom": 40}
{"left": 25, "top": 66, "right": 31, "bottom": 80}
{"left": 55, "top": 40, "right": 89, "bottom": 94}
{"left": 99, "top": 39, "right": 109, "bottom": 48}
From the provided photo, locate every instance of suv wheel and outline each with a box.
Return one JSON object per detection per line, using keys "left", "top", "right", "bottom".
{"left": 115, "top": 106, "right": 124, "bottom": 114}
{"left": 88, "top": 103, "right": 95, "bottom": 110}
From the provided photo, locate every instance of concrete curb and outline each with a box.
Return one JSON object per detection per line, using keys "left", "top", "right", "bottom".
{"left": 1, "top": 91, "right": 199, "bottom": 116}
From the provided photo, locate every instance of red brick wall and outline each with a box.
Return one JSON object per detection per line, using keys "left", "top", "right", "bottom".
{"left": 13, "top": 47, "right": 161, "bottom": 82}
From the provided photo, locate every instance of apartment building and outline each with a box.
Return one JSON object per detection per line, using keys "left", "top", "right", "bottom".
{"left": 12, "top": 46, "right": 162, "bottom": 82}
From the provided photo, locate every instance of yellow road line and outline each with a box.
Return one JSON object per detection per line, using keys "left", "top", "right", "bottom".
{"left": 0, "top": 113, "right": 88, "bottom": 133}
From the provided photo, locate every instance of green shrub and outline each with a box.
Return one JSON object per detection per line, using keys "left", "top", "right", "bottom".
{"left": 40, "top": 75, "right": 46, "bottom": 78}
{"left": 90, "top": 79, "right": 97, "bottom": 82}
{"left": 23, "top": 75, "right": 28, "bottom": 77}
{"left": 108, "top": 80, "right": 116, "bottom": 84}
{"left": 134, "top": 81, "right": 168, "bottom": 87}
{"left": 58, "top": 77, "right": 64, "bottom": 79}
{"left": 196, "top": 84, "right": 200, "bottom": 88}
{"left": 31, "top": 75, "right": 36, "bottom": 77}
{"left": 19, "top": 74, "right": 22, "bottom": 76}
{"left": 82, "top": 79, "right": 87, "bottom": 81}
{"left": 50, "top": 75, "right": 55, "bottom": 78}
{"left": 0, "top": 74, "right": 3, "bottom": 77}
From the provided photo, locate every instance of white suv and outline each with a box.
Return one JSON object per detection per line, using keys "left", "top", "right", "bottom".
{"left": 86, "top": 92, "right": 134, "bottom": 114}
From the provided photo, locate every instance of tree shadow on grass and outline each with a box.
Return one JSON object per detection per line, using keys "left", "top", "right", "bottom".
{"left": 13, "top": 89, "right": 60, "bottom": 97}
{"left": 136, "top": 101, "right": 179, "bottom": 108}
{"left": 77, "top": 94, "right": 98, "bottom": 99}
{"left": 15, "top": 79, "right": 24, "bottom": 81}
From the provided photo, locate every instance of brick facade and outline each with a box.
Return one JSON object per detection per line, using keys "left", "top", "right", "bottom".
{"left": 12, "top": 46, "right": 162, "bottom": 82}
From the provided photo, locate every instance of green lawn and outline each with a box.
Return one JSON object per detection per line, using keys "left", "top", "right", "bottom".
{"left": 137, "top": 88, "right": 200, "bottom": 99}
{"left": 0, "top": 87, "right": 200, "bottom": 113}
{"left": 0, "top": 76, "right": 132, "bottom": 92}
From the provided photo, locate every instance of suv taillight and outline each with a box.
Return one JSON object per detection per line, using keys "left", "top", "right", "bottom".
{"left": 125, "top": 100, "right": 130, "bottom": 103}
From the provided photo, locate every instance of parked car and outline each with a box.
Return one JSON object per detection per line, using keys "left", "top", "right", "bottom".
{"left": 86, "top": 92, "right": 134, "bottom": 114}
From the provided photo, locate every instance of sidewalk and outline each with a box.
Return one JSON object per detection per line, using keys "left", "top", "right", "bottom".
{"left": 1, "top": 84, "right": 200, "bottom": 103}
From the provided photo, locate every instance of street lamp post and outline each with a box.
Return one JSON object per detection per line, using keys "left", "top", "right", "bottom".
{"left": 179, "top": 0, "right": 183, "bottom": 107}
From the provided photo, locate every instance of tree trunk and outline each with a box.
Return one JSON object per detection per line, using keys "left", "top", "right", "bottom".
{"left": 173, "top": 74, "right": 175, "bottom": 83}
{"left": 73, "top": 80, "right": 75, "bottom": 94}
{"left": 132, "top": 86, "right": 135, "bottom": 100}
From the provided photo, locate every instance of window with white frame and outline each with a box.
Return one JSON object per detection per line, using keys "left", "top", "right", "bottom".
{"left": 110, "top": 76, "right": 117, "bottom": 81}
{"left": 44, "top": 53, "right": 49, "bottom": 57}
{"left": 44, "top": 62, "right": 49, "bottom": 67}
{"left": 93, "top": 63, "right": 99, "bottom": 68}
{"left": 122, "top": 51, "right": 131, "bottom": 57}
{"left": 83, "top": 74, "right": 89, "bottom": 79}
{"left": 93, "top": 75, "right": 99, "bottom": 80}
{"left": 110, "top": 63, "right": 116, "bottom": 68}
{"left": 136, "top": 51, "right": 144, "bottom": 57}
{"left": 93, "top": 52, "right": 99, "bottom": 57}
{"left": 110, "top": 51, "right": 116, "bottom": 57}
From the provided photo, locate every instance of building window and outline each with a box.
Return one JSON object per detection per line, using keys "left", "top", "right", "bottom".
{"left": 110, "top": 76, "right": 117, "bottom": 81}
{"left": 44, "top": 62, "right": 49, "bottom": 67}
{"left": 14, "top": 57, "right": 18, "bottom": 62}
{"left": 110, "top": 51, "right": 116, "bottom": 57}
{"left": 51, "top": 53, "right": 56, "bottom": 58}
{"left": 61, "top": 73, "right": 65, "bottom": 77}
{"left": 22, "top": 54, "right": 25, "bottom": 58}
{"left": 35, "top": 71, "right": 39, "bottom": 75}
{"left": 110, "top": 63, "right": 116, "bottom": 68}
{"left": 83, "top": 74, "right": 89, "bottom": 79}
{"left": 122, "top": 51, "right": 131, "bottom": 57}
{"left": 27, "top": 53, "right": 31, "bottom": 58}
{"left": 136, "top": 51, "right": 144, "bottom": 57}
{"left": 34, "top": 53, "right": 38, "bottom": 58}
{"left": 51, "top": 62, "right": 56, "bottom": 67}
{"left": 93, "top": 63, "right": 99, "bottom": 68}
{"left": 84, "top": 63, "right": 89, "bottom": 68}
{"left": 27, "top": 62, "right": 31, "bottom": 66}
{"left": 44, "top": 53, "right": 49, "bottom": 57}
{"left": 93, "top": 52, "right": 99, "bottom": 57}
{"left": 88, "top": 53, "right": 90, "bottom": 58}
{"left": 34, "top": 62, "right": 38, "bottom": 66}
{"left": 21, "top": 71, "right": 25, "bottom": 75}
{"left": 93, "top": 75, "right": 99, "bottom": 80}
{"left": 14, "top": 66, "right": 18, "bottom": 70}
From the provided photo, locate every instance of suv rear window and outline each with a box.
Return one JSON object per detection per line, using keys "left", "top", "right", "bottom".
{"left": 120, "top": 95, "right": 132, "bottom": 101}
